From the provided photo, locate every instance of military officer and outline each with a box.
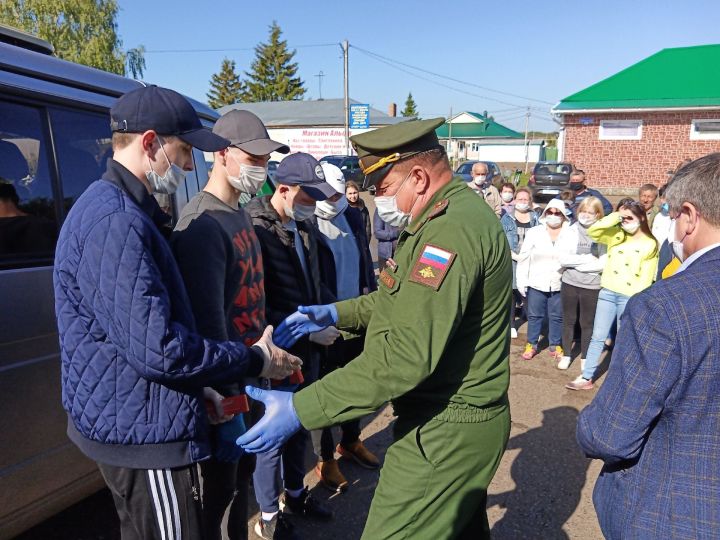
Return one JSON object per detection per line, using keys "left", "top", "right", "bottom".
{"left": 237, "top": 118, "right": 512, "bottom": 539}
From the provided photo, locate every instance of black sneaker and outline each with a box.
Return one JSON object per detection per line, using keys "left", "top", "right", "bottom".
{"left": 281, "top": 487, "right": 333, "bottom": 521}
{"left": 253, "top": 513, "right": 298, "bottom": 540}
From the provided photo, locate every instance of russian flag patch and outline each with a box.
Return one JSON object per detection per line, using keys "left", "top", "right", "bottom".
{"left": 409, "top": 244, "right": 457, "bottom": 290}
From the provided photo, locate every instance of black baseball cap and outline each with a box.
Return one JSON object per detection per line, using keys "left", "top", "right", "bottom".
{"left": 274, "top": 153, "right": 336, "bottom": 201}
{"left": 110, "top": 85, "right": 230, "bottom": 152}
{"left": 214, "top": 110, "right": 289, "bottom": 155}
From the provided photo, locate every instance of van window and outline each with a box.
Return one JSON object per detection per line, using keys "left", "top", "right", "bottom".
{"left": 50, "top": 108, "right": 112, "bottom": 215}
{"left": 0, "top": 100, "right": 57, "bottom": 268}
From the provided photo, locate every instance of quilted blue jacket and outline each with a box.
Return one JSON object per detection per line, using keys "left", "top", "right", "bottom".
{"left": 54, "top": 160, "right": 263, "bottom": 469}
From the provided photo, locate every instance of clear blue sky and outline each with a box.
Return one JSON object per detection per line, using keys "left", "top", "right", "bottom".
{"left": 117, "top": 0, "right": 720, "bottom": 132}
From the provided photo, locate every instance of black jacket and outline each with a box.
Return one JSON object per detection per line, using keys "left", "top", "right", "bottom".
{"left": 349, "top": 199, "right": 372, "bottom": 245}
{"left": 246, "top": 196, "right": 332, "bottom": 369}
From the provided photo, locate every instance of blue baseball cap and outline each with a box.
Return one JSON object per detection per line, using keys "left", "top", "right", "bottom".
{"left": 274, "top": 153, "right": 336, "bottom": 200}
{"left": 110, "top": 85, "right": 230, "bottom": 152}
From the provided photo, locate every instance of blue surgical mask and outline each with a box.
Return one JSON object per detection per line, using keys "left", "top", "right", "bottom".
{"left": 661, "top": 202, "right": 670, "bottom": 216}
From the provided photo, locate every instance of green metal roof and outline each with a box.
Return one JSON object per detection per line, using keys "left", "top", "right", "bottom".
{"left": 435, "top": 112, "right": 523, "bottom": 138}
{"left": 555, "top": 44, "right": 720, "bottom": 111}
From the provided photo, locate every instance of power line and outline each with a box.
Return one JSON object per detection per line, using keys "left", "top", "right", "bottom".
{"left": 145, "top": 43, "right": 338, "bottom": 53}
{"left": 351, "top": 44, "right": 555, "bottom": 107}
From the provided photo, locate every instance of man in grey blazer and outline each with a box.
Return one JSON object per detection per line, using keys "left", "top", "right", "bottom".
{"left": 577, "top": 153, "right": 720, "bottom": 539}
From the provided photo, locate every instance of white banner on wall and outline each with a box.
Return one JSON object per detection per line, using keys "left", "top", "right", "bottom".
{"left": 266, "top": 127, "right": 373, "bottom": 159}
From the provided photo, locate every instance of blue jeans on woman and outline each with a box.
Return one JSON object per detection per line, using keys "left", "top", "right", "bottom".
{"left": 526, "top": 287, "right": 563, "bottom": 348}
{"left": 582, "top": 288, "right": 630, "bottom": 380}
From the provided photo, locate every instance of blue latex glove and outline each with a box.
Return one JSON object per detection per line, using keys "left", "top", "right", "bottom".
{"left": 274, "top": 304, "right": 338, "bottom": 348}
{"left": 236, "top": 386, "right": 302, "bottom": 454}
{"left": 214, "top": 414, "right": 246, "bottom": 462}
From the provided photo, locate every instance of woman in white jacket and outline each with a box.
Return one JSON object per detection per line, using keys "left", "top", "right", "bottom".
{"left": 516, "top": 198, "right": 576, "bottom": 360}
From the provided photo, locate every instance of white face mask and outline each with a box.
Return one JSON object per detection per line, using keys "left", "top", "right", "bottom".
{"left": 146, "top": 138, "right": 185, "bottom": 194}
{"left": 375, "top": 172, "right": 414, "bottom": 227}
{"left": 315, "top": 196, "right": 348, "bottom": 220}
{"left": 501, "top": 192, "right": 514, "bottom": 203}
{"left": 621, "top": 221, "right": 640, "bottom": 235}
{"left": 227, "top": 154, "right": 267, "bottom": 195}
{"left": 285, "top": 201, "right": 316, "bottom": 222}
{"left": 577, "top": 212, "right": 597, "bottom": 227}
{"left": 670, "top": 218, "right": 686, "bottom": 262}
{"left": 473, "top": 174, "right": 487, "bottom": 186}
{"left": 515, "top": 202, "right": 530, "bottom": 213}
{"left": 545, "top": 215, "right": 563, "bottom": 228}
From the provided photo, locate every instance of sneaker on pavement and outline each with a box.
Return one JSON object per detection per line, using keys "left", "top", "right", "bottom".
{"left": 281, "top": 487, "right": 333, "bottom": 521}
{"left": 557, "top": 356, "right": 571, "bottom": 370}
{"left": 521, "top": 343, "right": 537, "bottom": 360}
{"left": 549, "top": 345, "right": 564, "bottom": 359}
{"left": 510, "top": 327, "right": 518, "bottom": 339}
{"left": 315, "top": 459, "right": 348, "bottom": 492}
{"left": 565, "top": 376, "right": 593, "bottom": 391}
{"left": 254, "top": 513, "right": 298, "bottom": 540}
{"left": 337, "top": 440, "right": 380, "bottom": 470}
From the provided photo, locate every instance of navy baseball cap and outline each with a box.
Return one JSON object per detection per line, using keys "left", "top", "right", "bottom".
{"left": 110, "top": 85, "right": 230, "bottom": 152}
{"left": 274, "top": 153, "right": 336, "bottom": 200}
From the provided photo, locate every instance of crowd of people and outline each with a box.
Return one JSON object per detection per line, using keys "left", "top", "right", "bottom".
{"left": 51, "top": 83, "right": 720, "bottom": 540}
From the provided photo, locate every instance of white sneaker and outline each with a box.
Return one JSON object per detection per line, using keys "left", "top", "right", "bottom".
{"left": 510, "top": 327, "right": 518, "bottom": 339}
{"left": 557, "top": 356, "right": 571, "bottom": 370}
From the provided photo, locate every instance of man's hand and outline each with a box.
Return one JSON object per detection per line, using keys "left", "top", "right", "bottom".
{"left": 274, "top": 304, "right": 339, "bottom": 347}
{"left": 203, "top": 387, "right": 233, "bottom": 425}
{"left": 214, "top": 414, "right": 246, "bottom": 462}
{"left": 236, "top": 386, "right": 302, "bottom": 453}
{"left": 309, "top": 326, "right": 341, "bottom": 346}
{"left": 253, "top": 325, "right": 303, "bottom": 380}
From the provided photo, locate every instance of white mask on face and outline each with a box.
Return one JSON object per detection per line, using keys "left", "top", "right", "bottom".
{"left": 515, "top": 202, "right": 530, "bottom": 213}
{"left": 545, "top": 215, "right": 563, "bottom": 228}
{"left": 146, "top": 138, "right": 186, "bottom": 194}
{"left": 577, "top": 212, "right": 597, "bottom": 227}
{"left": 315, "top": 195, "right": 348, "bottom": 220}
{"left": 501, "top": 192, "right": 514, "bottom": 203}
{"left": 473, "top": 174, "right": 487, "bottom": 186}
{"left": 670, "top": 218, "right": 687, "bottom": 262}
{"left": 375, "top": 172, "right": 415, "bottom": 227}
{"left": 226, "top": 154, "right": 267, "bottom": 195}
{"left": 284, "top": 201, "right": 316, "bottom": 222}
{"left": 621, "top": 221, "right": 640, "bottom": 235}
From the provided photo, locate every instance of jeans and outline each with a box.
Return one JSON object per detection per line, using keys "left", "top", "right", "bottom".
{"left": 561, "top": 284, "right": 600, "bottom": 359}
{"left": 526, "top": 287, "right": 563, "bottom": 348}
{"left": 582, "top": 288, "right": 630, "bottom": 380}
{"left": 252, "top": 428, "right": 308, "bottom": 512}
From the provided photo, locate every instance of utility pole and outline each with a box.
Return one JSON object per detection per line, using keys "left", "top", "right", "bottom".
{"left": 342, "top": 40, "right": 350, "bottom": 155}
{"left": 523, "top": 106, "right": 531, "bottom": 174}
{"left": 314, "top": 70, "right": 325, "bottom": 100}
{"left": 448, "top": 106, "right": 453, "bottom": 170}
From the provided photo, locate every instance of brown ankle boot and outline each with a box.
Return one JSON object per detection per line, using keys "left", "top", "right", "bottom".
{"left": 314, "top": 459, "right": 348, "bottom": 492}
{"left": 337, "top": 440, "right": 381, "bottom": 469}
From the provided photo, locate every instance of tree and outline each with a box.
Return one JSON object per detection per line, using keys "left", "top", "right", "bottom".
{"left": 207, "top": 58, "right": 246, "bottom": 109}
{"left": 243, "top": 21, "right": 305, "bottom": 102}
{"left": 0, "top": 0, "right": 145, "bottom": 78}
{"left": 401, "top": 92, "right": 419, "bottom": 117}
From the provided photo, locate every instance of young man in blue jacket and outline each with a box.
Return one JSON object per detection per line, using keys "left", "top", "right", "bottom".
{"left": 53, "top": 86, "right": 301, "bottom": 540}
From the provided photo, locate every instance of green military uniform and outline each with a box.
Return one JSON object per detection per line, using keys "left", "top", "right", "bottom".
{"left": 293, "top": 119, "right": 512, "bottom": 539}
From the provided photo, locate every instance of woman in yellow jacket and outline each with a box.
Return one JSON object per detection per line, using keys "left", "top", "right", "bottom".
{"left": 566, "top": 201, "right": 658, "bottom": 390}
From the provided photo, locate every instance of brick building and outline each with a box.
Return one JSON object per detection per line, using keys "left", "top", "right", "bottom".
{"left": 553, "top": 44, "right": 720, "bottom": 193}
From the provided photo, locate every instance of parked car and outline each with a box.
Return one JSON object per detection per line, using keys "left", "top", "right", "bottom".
{"left": 529, "top": 161, "right": 575, "bottom": 201}
{"left": 455, "top": 160, "right": 502, "bottom": 184}
{"left": 0, "top": 25, "right": 219, "bottom": 537}
{"left": 267, "top": 159, "right": 279, "bottom": 181}
{"left": 319, "top": 155, "right": 365, "bottom": 186}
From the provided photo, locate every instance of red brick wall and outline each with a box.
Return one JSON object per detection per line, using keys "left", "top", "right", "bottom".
{"left": 563, "top": 111, "right": 720, "bottom": 190}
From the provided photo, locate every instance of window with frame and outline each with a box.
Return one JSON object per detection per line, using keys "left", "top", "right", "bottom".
{"left": 690, "top": 119, "right": 720, "bottom": 140}
{"left": 0, "top": 100, "right": 58, "bottom": 269}
{"left": 599, "top": 120, "right": 642, "bottom": 140}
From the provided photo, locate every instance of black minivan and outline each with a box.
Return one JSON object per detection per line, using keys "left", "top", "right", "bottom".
{"left": 0, "top": 25, "right": 219, "bottom": 538}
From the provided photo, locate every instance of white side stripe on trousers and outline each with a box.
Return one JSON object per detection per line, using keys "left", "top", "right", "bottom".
{"left": 147, "top": 469, "right": 181, "bottom": 540}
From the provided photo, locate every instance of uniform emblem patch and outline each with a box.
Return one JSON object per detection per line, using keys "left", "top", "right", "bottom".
{"left": 409, "top": 244, "right": 456, "bottom": 290}
{"left": 379, "top": 269, "right": 396, "bottom": 289}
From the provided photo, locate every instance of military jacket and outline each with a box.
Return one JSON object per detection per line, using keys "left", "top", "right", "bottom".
{"left": 294, "top": 179, "right": 511, "bottom": 427}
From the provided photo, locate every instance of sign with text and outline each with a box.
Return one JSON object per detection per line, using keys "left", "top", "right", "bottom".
{"left": 349, "top": 104, "right": 370, "bottom": 129}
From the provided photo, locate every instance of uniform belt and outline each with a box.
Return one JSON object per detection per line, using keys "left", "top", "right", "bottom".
{"left": 393, "top": 395, "right": 509, "bottom": 424}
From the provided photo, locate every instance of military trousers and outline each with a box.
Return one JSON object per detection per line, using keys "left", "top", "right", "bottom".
{"left": 361, "top": 406, "right": 510, "bottom": 540}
